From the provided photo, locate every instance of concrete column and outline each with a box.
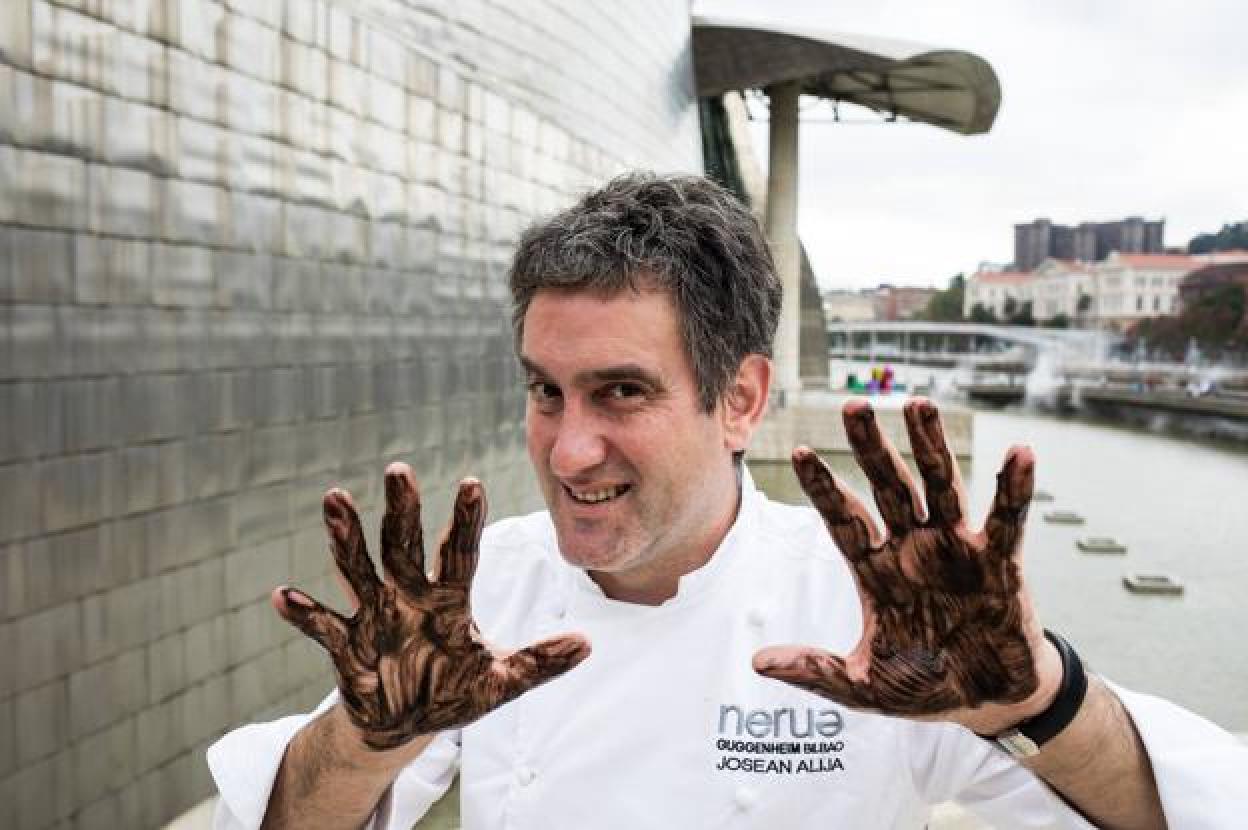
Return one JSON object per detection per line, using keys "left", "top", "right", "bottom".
{"left": 764, "top": 80, "right": 802, "bottom": 401}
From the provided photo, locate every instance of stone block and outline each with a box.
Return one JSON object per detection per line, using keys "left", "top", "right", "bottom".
{"left": 225, "top": 0, "right": 281, "bottom": 28}
{"left": 284, "top": 145, "right": 332, "bottom": 206}
{"left": 280, "top": 89, "right": 329, "bottom": 154}
{"left": 170, "top": 0, "right": 224, "bottom": 61}
{"left": 15, "top": 678, "right": 69, "bottom": 764}
{"left": 74, "top": 235, "right": 151, "bottom": 306}
{"left": 233, "top": 481, "right": 292, "bottom": 546}
{"left": 6, "top": 225, "right": 74, "bottom": 303}
{"left": 87, "top": 164, "right": 159, "bottom": 237}
{"left": 0, "top": 381, "right": 56, "bottom": 463}
{"left": 154, "top": 556, "right": 225, "bottom": 635}
{"left": 14, "top": 148, "right": 86, "bottom": 229}
{"left": 151, "top": 242, "right": 215, "bottom": 308}
{"left": 366, "top": 122, "right": 407, "bottom": 178}
{"left": 325, "top": 4, "right": 358, "bottom": 63}
{"left": 436, "top": 65, "right": 465, "bottom": 112}
{"left": 0, "top": 694, "right": 13, "bottom": 777}
{"left": 0, "top": 620, "right": 11, "bottom": 695}
{"left": 14, "top": 600, "right": 81, "bottom": 694}
{"left": 135, "top": 696, "right": 182, "bottom": 773}
{"left": 39, "top": 450, "right": 115, "bottom": 534}
{"left": 161, "top": 178, "right": 225, "bottom": 245}
{"left": 8, "top": 750, "right": 74, "bottom": 830}
{"left": 328, "top": 57, "right": 364, "bottom": 115}
{"left": 281, "top": 36, "right": 327, "bottom": 100}
{"left": 367, "top": 75, "right": 406, "bottom": 132}
{"left": 226, "top": 645, "right": 286, "bottom": 724}
{"left": 114, "top": 27, "right": 167, "bottom": 105}
{"left": 74, "top": 715, "right": 135, "bottom": 804}
{"left": 407, "top": 95, "right": 435, "bottom": 144}
{"left": 243, "top": 423, "right": 297, "bottom": 487}
{"left": 224, "top": 66, "right": 279, "bottom": 138}
{"left": 283, "top": 0, "right": 326, "bottom": 45}
{"left": 227, "top": 190, "right": 282, "bottom": 253}
{"left": 183, "top": 615, "right": 228, "bottom": 686}
{"left": 216, "top": 250, "right": 274, "bottom": 310}
{"left": 81, "top": 576, "right": 160, "bottom": 664}
{"left": 183, "top": 432, "right": 230, "bottom": 500}
{"left": 145, "top": 498, "right": 233, "bottom": 577}
{"left": 172, "top": 115, "right": 224, "bottom": 185}
{"left": 0, "top": 0, "right": 33, "bottom": 69}
{"left": 119, "top": 372, "right": 193, "bottom": 443}
{"left": 179, "top": 673, "right": 229, "bottom": 746}
{"left": 223, "top": 131, "right": 278, "bottom": 196}
{"left": 226, "top": 597, "right": 288, "bottom": 666}
{"left": 16, "top": 73, "right": 102, "bottom": 157}
{"left": 61, "top": 377, "right": 122, "bottom": 453}
{"left": 68, "top": 647, "right": 145, "bottom": 740}
{"left": 222, "top": 9, "right": 280, "bottom": 83}
{"left": 281, "top": 201, "right": 330, "bottom": 260}
{"left": 102, "top": 95, "right": 173, "bottom": 174}
{"left": 224, "top": 537, "right": 290, "bottom": 609}
{"left": 167, "top": 50, "right": 224, "bottom": 123}
{"left": 147, "top": 629, "right": 186, "bottom": 704}
{"left": 327, "top": 212, "right": 369, "bottom": 264}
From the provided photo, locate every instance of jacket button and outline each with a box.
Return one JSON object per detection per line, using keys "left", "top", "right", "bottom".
{"left": 516, "top": 766, "right": 536, "bottom": 786}
{"left": 747, "top": 607, "right": 766, "bottom": 628}
{"left": 734, "top": 786, "right": 757, "bottom": 811}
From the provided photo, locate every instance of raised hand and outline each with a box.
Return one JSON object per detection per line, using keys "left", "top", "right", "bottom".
{"left": 754, "top": 398, "right": 1059, "bottom": 733}
{"left": 273, "top": 463, "right": 591, "bottom": 750}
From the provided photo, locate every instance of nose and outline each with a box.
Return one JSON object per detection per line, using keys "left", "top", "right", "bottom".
{"left": 548, "top": 402, "right": 608, "bottom": 480}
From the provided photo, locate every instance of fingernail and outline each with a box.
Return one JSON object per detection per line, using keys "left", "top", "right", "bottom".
{"left": 283, "top": 588, "right": 315, "bottom": 608}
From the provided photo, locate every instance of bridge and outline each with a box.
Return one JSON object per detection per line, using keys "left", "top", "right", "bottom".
{"left": 826, "top": 321, "right": 1117, "bottom": 369}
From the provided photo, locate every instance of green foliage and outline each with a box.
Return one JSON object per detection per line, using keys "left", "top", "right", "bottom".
{"left": 920, "top": 273, "right": 966, "bottom": 322}
{"left": 969, "top": 303, "right": 998, "bottom": 324}
{"left": 1188, "top": 221, "right": 1248, "bottom": 254}
{"left": 1130, "top": 283, "right": 1247, "bottom": 359}
{"left": 1043, "top": 313, "right": 1071, "bottom": 329}
{"left": 1007, "top": 300, "right": 1035, "bottom": 327}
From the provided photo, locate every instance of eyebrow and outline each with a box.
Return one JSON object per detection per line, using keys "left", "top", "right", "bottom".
{"left": 519, "top": 356, "right": 665, "bottom": 390}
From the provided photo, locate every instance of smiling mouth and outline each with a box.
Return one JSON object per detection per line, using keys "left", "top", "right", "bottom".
{"left": 565, "top": 483, "right": 632, "bottom": 504}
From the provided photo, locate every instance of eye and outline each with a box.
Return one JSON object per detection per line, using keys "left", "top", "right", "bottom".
{"left": 601, "top": 382, "right": 646, "bottom": 402}
{"left": 527, "top": 381, "right": 562, "bottom": 411}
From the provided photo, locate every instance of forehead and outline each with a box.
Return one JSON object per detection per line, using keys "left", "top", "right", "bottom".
{"left": 519, "top": 287, "right": 689, "bottom": 373}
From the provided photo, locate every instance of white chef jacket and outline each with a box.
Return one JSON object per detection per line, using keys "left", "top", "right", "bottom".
{"left": 208, "top": 472, "right": 1248, "bottom": 829}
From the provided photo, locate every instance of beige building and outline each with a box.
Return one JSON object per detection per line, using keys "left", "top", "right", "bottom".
{"left": 1094, "top": 252, "right": 1198, "bottom": 330}
{"left": 821, "top": 288, "right": 877, "bottom": 322}
{"left": 963, "top": 268, "right": 1033, "bottom": 319}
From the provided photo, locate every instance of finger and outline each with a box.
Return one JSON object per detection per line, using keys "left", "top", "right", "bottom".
{"left": 486, "top": 633, "right": 592, "bottom": 706}
{"left": 792, "top": 446, "right": 882, "bottom": 559}
{"left": 903, "top": 397, "right": 968, "bottom": 527}
{"left": 272, "top": 586, "right": 350, "bottom": 654}
{"left": 434, "top": 479, "right": 486, "bottom": 584}
{"left": 324, "top": 489, "right": 382, "bottom": 608}
{"left": 381, "top": 462, "right": 430, "bottom": 596}
{"left": 843, "top": 398, "right": 924, "bottom": 537}
{"left": 982, "top": 446, "right": 1035, "bottom": 560}
{"left": 753, "top": 645, "right": 875, "bottom": 709}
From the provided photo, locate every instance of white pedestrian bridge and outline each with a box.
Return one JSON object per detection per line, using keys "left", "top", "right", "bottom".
{"left": 827, "top": 321, "right": 1118, "bottom": 368}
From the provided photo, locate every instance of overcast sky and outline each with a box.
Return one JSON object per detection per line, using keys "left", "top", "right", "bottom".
{"left": 695, "top": 0, "right": 1248, "bottom": 290}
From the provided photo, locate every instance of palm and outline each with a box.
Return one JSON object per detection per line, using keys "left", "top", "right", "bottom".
{"left": 277, "top": 467, "right": 590, "bottom": 750}
{"left": 755, "top": 398, "right": 1044, "bottom": 728}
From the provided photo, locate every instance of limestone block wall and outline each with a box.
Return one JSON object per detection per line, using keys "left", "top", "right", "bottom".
{"left": 0, "top": 1, "right": 702, "bottom": 827}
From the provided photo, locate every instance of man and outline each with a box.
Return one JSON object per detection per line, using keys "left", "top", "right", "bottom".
{"left": 209, "top": 173, "right": 1245, "bottom": 828}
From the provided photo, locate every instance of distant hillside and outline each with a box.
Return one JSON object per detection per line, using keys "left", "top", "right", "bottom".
{"left": 1188, "top": 221, "right": 1248, "bottom": 253}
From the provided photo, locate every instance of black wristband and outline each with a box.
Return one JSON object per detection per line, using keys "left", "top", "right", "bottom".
{"left": 984, "top": 629, "right": 1088, "bottom": 757}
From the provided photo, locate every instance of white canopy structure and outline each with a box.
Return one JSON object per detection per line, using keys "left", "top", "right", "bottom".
{"left": 692, "top": 13, "right": 1001, "bottom": 135}
{"left": 691, "top": 12, "right": 1002, "bottom": 398}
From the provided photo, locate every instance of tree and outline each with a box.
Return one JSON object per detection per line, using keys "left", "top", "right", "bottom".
{"left": 1007, "top": 301, "right": 1035, "bottom": 327}
{"left": 1131, "top": 284, "right": 1246, "bottom": 360}
{"left": 921, "top": 273, "right": 966, "bottom": 322}
{"left": 969, "top": 303, "right": 998, "bottom": 324}
{"left": 1188, "top": 221, "right": 1248, "bottom": 254}
{"left": 1043, "top": 313, "right": 1071, "bottom": 329}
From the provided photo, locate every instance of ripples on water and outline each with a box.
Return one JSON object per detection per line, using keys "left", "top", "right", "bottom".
{"left": 750, "top": 408, "right": 1248, "bottom": 731}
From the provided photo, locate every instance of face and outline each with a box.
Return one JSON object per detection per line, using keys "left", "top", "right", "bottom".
{"left": 520, "top": 286, "right": 742, "bottom": 585}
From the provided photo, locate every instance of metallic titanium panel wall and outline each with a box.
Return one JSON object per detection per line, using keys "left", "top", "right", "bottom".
{"left": 0, "top": 1, "right": 702, "bottom": 827}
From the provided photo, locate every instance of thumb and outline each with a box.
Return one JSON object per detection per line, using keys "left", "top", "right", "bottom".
{"left": 488, "top": 633, "right": 592, "bottom": 706}
{"left": 753, "top": 645, "right": 867, "bottom": 708}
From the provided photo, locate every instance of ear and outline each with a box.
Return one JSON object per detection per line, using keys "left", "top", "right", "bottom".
{"left": 720, "top": 354, "right": 772, "bottom": 453}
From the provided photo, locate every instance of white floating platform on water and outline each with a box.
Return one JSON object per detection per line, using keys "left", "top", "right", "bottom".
{"left": 1123, "top": 573, "right": 1185, "bottom": 596}
{"left": 1076, "top": 537, "right": 1127, "bottom": 554}
{"left": 1044, "top": 510, "right": 1086, "bottom": 525}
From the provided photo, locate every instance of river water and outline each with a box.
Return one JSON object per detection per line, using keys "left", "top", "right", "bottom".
{"left": 750, "top": 397, "right": 1248, "bottom": 732}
